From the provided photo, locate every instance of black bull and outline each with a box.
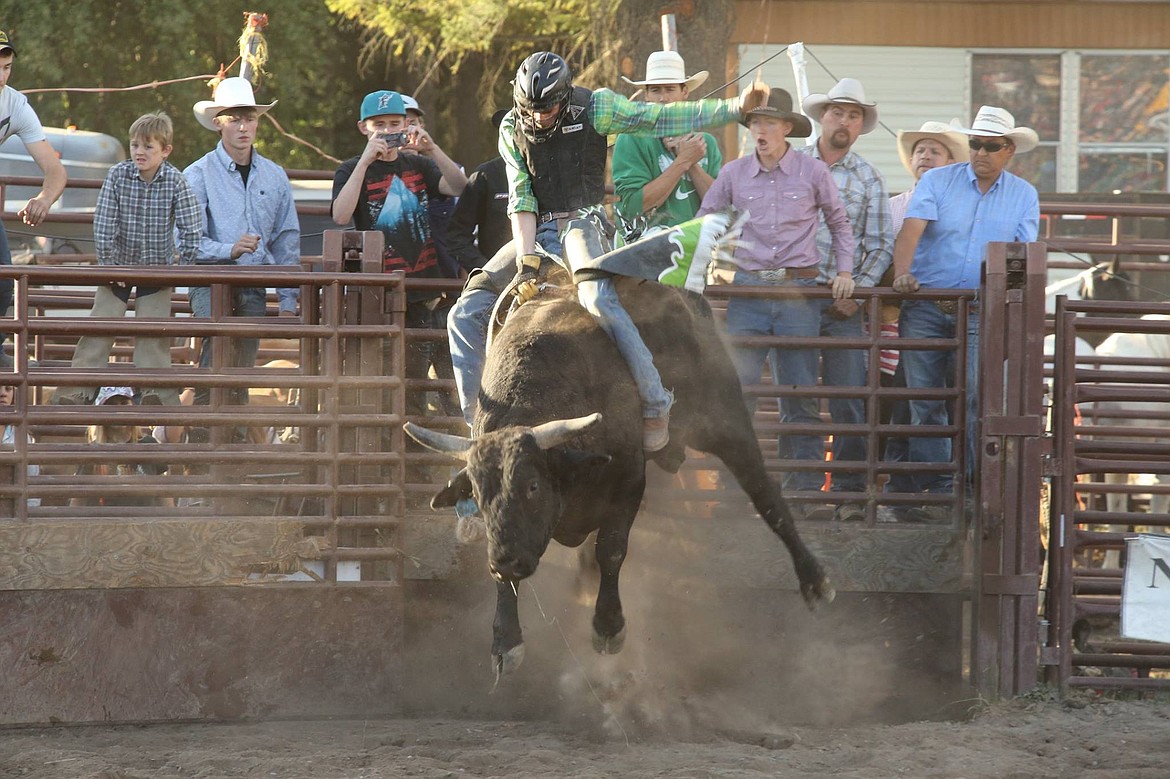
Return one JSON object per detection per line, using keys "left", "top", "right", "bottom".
{"left": 405, "top": 278, "right": 834, "bottom": 676}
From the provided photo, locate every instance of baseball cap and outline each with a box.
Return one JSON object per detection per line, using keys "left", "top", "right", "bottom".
{"left": 95, "top": 386, "right": 135, "bottom": 405}
{"left": 401, "top": 95, "right": 425, "bottom": 116}
{"left": 0, "top": 30, "right": 16, "bottom": 56}
{"left": 360, "top": 90, "right": 405, "bottom": 121}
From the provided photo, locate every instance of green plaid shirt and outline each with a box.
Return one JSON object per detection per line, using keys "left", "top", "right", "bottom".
{"left": 500, "top": 87, "right": 742, "bottom": 216}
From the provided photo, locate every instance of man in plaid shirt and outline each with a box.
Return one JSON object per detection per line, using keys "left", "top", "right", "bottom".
{"left": 53, "top": 112, "right": 201, "bottom": 407}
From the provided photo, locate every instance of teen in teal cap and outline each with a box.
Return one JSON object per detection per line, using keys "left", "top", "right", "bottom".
{"left": 360, "top": 90, "right": 406, "bottom": 121}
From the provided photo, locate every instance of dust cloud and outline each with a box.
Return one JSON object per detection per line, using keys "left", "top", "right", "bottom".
{"left": 400, "top": 496, "right": 969, "bottom": 743}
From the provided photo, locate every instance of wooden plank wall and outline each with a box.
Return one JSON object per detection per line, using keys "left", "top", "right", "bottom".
{"left": 733, "top": 1, "right": 1170, "bottom": 49}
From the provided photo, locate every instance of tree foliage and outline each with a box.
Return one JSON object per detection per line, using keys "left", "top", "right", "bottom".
{"left": 4, "top": 1, "right": 733, "bottom": 174}
{"left": 4, "top": 1, "right": 386, "bottom": 170}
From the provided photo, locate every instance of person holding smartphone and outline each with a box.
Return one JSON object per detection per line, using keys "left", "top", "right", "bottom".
{"left": 331, "top": 90, "right": 467, "bottom": 420}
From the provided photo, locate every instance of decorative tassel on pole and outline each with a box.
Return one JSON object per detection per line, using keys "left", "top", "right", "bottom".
{"left": 238, "top": 11, "right": 270, "bottom": 84}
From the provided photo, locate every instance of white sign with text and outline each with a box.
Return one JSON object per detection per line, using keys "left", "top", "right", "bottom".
{"left": 1121, "top": 534, "right": 1170, "bottom": 644}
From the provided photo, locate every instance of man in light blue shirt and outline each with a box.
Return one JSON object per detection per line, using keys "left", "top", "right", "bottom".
{"left": 185, "top": 77, "right": 300, "bottom": 406}
{"left": 891, "top": 106, "right": 1040, "bottom": 517}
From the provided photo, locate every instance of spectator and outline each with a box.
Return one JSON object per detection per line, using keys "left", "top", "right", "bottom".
{"left": 0, "top": 31, "right": 67, "bottom": 366}
{"left": 331, "top": 90, "right": 467, "bottom": 420}
{"left": 446, "top": 109, "right": 512, "bottom": 273}
{"left": 402, "top": 94, "right": 463, "bottom": 279}
{"left": 612, "top": 51, "right": 721, "bottom": 240}
{"left": 448, "top": 51, "right": 767, "bottom": 448}
{"left": 697, "top": 88, "right": 855, "bottom": 519}
{"left": 794, "top": 77, "right": 893, "bottom": 520}
{"left": 71, "top": 386, "right": 170, "bottom": 508}
{"left": 53, "top": 112, "right": 201, "bottom": 407}
{"left": 879, "top": 121, "right": 968, "bottom": 520}
{"left": 0, "top": 382, "right": 40, "bottom": 509}
{"left": 185, "top": 77, "right": 300, "bottom": 407}
{"left": 892, "top": 106, "right": 1040, "bottom": 521}
{"left": 401, "top": 93, "right": 464, "bottom": 417}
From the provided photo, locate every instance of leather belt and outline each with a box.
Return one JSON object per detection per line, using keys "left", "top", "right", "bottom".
{"left": 741, "top": 267, "right": 820, "bottom": 283}
{"left": 538, "top": 210, "right": 575, "bottom": 224}
{"left": 934, "top": 299, "right": 980, "bottom": 315}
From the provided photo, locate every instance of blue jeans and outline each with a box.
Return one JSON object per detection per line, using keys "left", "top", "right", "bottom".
{"left": 0, "top": 222, "right": 12, "bottom": 345}
{"left": 448, "top": 224, "right": 563, "bottom": 426}
{"left": 188, "top": 285, "right": 267, "bottom": 406}
{"left": 725, "top": 274, "right": 866, "bottom": 493}
{"left": 577, "top": 276, "right": 672, "bottom": 418}
{"left": 898, "top": 299, "right": 980, "bottom": 494}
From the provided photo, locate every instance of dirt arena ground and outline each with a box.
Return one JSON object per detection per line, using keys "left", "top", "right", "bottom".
{"left": 2, "top": 693, "right": 1169, "bottom": 778}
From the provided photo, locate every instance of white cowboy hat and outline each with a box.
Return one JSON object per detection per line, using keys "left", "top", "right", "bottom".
{"left": 897, "top": 121, "right": 970, "bottom": 175}
{"left": 950, "top": 106, "right": 1039, "bottom": 154}
{"left": 802, "top": 77, "right": 879, "bottom": 135}
{"left": 193, "top": 76, "right": 277, "bottom": 132}
{"left": 621, "top": 51, "right": 707, "bottom": 92}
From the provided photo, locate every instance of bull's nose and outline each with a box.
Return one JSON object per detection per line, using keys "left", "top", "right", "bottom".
{"left": 490, "top": 556, "right": 532, "bottom": 582}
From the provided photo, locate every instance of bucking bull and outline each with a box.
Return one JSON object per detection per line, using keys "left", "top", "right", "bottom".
{"left": 405, "top": 212, "right": 834, "bottom": 678}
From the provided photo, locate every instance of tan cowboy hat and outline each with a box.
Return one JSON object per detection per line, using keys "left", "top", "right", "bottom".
{"left": 897, "top": 121, "right": 970, "bottom": 175}
{"left": 741, "top": 88, "right": 812, "bottom": 137}
{"left": 621, "top": 50, "right": 707, "bottom": 92}
{"left": 193, "top": 77, "right": 277, "bottom": 132}
{"left": 802, "top": 77, "right": 879, "bottom": 134}
{"left": 950, "top": 106, "right": 1039, "bottom": 154}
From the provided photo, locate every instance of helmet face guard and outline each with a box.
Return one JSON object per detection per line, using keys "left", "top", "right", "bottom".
{"left": 513, "top": 52, "right": 572, "bottom": 144}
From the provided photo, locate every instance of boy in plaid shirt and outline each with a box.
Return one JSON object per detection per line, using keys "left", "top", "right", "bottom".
{"left": 53, "top": 112, "right": 202, "bottom": 406}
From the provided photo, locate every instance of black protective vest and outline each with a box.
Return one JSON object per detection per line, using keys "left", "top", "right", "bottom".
{"left": 514, "top": 86, "right": 608, "bottom": 213}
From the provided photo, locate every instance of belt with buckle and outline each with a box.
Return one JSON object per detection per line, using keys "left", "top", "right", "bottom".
{"left": 537, "top": 210, "right": 575, "bottom": 224}
{"left": 743, "top": 267, "right": 820, "bottom": 284}
{"left": 934, "top": 299, "right": 980, "bottom": 315}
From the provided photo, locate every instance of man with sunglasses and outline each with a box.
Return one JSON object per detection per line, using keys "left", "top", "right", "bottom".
{"left": 891, "top": 106, "right": 1040, "bottom": 521}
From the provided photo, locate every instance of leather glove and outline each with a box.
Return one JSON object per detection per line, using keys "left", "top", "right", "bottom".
{"left": 892, "top": 273, "right": 920, "bottom": 294}
{"left": 827, "top": 299, "right": 860, "bottom": 321}
{"left": 516, "top": 253, "right": 542, "bottom": 277}
{"left": 831, "top": 273, "right": 856, "bottom": 300}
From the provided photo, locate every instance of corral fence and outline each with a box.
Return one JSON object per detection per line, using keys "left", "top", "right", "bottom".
{"left": 0, "top": 176, "right": 1168, "bottom": 722}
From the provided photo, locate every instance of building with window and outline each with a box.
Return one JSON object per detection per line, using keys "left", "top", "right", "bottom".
{"left": 729, "top": 0, "right": 1170, "bottom": 194}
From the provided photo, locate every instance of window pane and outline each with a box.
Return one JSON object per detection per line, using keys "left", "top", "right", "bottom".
{"left": 1078, "top": 151, "right": 1168, "bottom": 192}
{"left": 1008, "top": 145, "right": 1058, "bottom": 192}
{"left": 972, "top": 55, "right": 1061, "bottom": 142}
{"left": 1080, "top": 55, "right": 1170, "bottom": 144}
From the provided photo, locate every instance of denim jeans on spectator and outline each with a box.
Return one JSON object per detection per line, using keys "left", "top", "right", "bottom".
{"left": 898, "top": 299, "right": 980, "bottom": 494}
{"left": 725, "top": 273, "right": 866, "bottom": 494}
{"left": 0, "top": 223, "right": 12, "bottom": 352}
{"left": 188, "top": 285, "right": 267, "bottom": 405}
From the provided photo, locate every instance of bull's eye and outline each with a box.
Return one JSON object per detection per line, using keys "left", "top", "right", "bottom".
{"left": 527, "top": 480, "right": 539, "bottom": 498}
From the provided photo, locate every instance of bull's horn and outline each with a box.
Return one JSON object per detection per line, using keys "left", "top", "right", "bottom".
{"left": 403, "top": 422, "right": 472, "bottom": 460}
{"left": 530, "top": 413, "right": 603, "bottom": 450}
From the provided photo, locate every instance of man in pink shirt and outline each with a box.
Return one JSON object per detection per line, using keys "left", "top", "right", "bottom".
{"left": 698, "top": 88, "right": 855, "bottom": 519}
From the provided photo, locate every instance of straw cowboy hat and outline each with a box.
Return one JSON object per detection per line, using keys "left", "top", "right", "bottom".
{"left": 950, "top": 105, "right": 1039, "bottom": 154}
{"left": 740, "top": 88, "right": 812, "bottom": 137}
{"left": 802, "top": 77, "right": 879, "bottom": 135}
{"left": 621, "top": 50, "right": 708, "bottom": 92}
{"left": 897, "top": 120, "right": 970, "bottom": 175}
{"left": 193, "top": 76, "right": 276, "bottom": 132}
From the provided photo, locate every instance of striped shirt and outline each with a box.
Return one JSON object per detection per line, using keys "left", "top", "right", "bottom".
{"left": 798, "top": 145, "right": 893, "bottom": 288}
{"left": 92, "top": 160, "right": 202, "bottom": 266}
{"left": 500, "top": 87, "right": 744, "bottom": 216}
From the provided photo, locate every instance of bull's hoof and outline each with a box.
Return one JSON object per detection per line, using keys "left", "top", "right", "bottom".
{"left": 801, "top": 577, "right": 836, "bottom": 610}
{"left": 492, "top": 643, "right": 525, "bottom": 680}
{"left": 455, "top": 515, "right": 486, "bottom": 544}
{"left": 591, "top": 624, "right": 627, "bottom": 655}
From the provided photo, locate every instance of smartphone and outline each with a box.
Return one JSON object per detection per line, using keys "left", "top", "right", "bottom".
{"left": 378, "top": 131, "right": 407, "bottom": 148}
